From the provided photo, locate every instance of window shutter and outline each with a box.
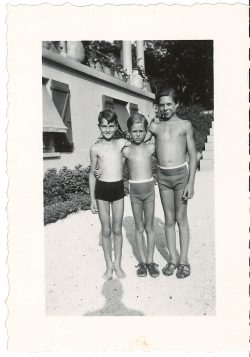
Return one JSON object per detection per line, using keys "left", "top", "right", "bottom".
{"left": 51, "top": 80, "right": 74, "bottom": 152}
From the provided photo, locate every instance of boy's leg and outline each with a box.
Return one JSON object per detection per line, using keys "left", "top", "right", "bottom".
{"left": 111, "top": 198, "right": 125, "bottom": 278}
{"left": 131, "top": 202, "right": 147, "bottom": 264}
{"left": 174, "top": 190, "right": 189, "bottom": 265}
{"left": 159, "top": 188, "right": 179, "bottom": 265}
{"left": 96, "top": 199, "right": 113, "bottom": 280}
{"left": 131, "top": 202, "right": 148, "bottom": 277}
{"left": 144, "top": 200, "right": 160, "bottom": 277}
{"left": 143, "top": 201, "right": 155, "bottom": 264}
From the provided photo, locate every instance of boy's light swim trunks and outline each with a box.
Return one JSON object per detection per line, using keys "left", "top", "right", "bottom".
{"left": 129, "top": 178, "right": 155, "bottom": 204}
{"left": 95, "top": 179, "right": 125, "bottom": 202}
{"left": 157, "top": 162, "right": 189, "bottom": 191}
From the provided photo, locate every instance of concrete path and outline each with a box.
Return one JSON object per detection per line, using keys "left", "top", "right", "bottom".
{"left": 45, "top": 171, "right": 215, "bottom": 316}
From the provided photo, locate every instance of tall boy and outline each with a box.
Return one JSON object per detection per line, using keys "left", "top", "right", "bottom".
{"left": 148, "top": 88, "right": 197, "bottom": 278}
{"left": 123, "top": 114, "right": 159, "bottom": 278}
{"left": 89, "top": 109, "right": 129, "bottom": 280}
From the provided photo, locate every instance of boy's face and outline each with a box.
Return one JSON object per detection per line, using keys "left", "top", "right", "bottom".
{"left": 129, "top": 123, "right": 146, "bottom": 144}
{"left": 99, "top": 118, "right": 118, "bottom": 140}
{"left": 159, "top": 95, "right": 179, "bottom": 120}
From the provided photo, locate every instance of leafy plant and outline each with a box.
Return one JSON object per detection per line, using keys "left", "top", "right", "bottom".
{"left": 43, "top": 165, "right": 90, "bottom": 206}
{"left": 44, "top": 193, "right": 90, "bottom": 225}
{"left": 177, "top": 104, "right": 213, "bottom": 152}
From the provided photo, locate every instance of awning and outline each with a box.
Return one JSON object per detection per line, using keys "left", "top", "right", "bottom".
{"left": 43, "top": 85, "right": 68, "bottom": 133}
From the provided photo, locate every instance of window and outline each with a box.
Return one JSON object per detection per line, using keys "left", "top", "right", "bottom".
{"left": 50, "top": 80, "right": 74, "bottom": 152}
{"left": 43, "top": 78, "right": 74, "bottom": 157}
{"left": 129, "top": 103, "right": 139, "bottom": 116}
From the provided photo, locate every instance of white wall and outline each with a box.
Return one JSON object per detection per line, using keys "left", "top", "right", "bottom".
{"left": 43, "top": 58, "right": 155, "bottom": 171}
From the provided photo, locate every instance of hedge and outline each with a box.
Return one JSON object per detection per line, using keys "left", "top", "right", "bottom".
{"left": 44, "top": 193, "right": 90, "bottom": 225}
{"left": 44, "top": 164, "right": 129, "bottom": 225}
{"left": 177, "top": 104, "right": 213, "bottom": 152}
{"left": 44, "top": 165, "right": 90, "bottom": 207}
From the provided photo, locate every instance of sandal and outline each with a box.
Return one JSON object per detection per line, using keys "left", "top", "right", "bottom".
{"left": 176, "top": 264, "right": 191, "bottom": 279}
{"left": 162, "top": 262, "right": 177, "bottom": 276}
{"left": 147, "top": 263, "right": 160, "bottom": 278}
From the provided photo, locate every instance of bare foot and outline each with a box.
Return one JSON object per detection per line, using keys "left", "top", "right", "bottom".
{"left": 113, "top": 264, "right": 126, "bottom": 279}
{"left": 103, "top": 267, "right": 113, "bottom": 280}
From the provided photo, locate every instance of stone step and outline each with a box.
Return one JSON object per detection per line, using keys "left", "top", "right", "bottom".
{"left": 210, "top": 128, "right": 214, "bottom": 135}
{"left": 202, "top": 150, "right": 214, "bottom": 160}
{"left": 207, "top": 135, "right": 213, "bottom": 143}
{"left": 200, "top": 159, "right": 214, "bottom": 171}
{"left": 205, "top": 142, "right": 213, "bottom": 151}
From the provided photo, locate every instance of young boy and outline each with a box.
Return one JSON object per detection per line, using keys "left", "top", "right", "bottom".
{"left": 148, "top": 88, "right": 197, "bottom": 279}
{"left": 89, "top": 109, "right": 129, "bottom": 280}
{"left": 122, "top": 114, "right": 159, "bottom": 278}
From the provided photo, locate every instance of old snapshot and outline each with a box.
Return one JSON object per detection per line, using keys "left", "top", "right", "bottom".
{"left": 7, "top": 4, "right": 248, "bottom": 352}
{"left": 43, "top": 39, "right": 214, "bottom": 316}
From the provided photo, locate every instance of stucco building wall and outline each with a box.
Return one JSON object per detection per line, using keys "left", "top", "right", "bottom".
{"left": 43, "top": 50, "right": 155, "bottom": 171}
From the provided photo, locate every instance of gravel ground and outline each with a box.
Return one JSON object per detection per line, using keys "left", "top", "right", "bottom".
{"left": 45, "top": 171, "right": 215, "bottom": 316}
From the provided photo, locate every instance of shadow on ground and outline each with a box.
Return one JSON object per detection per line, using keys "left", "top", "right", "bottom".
{"left": 84, "top": 279, "right": 144, "bottom": 316}
{"left": 123, "top": 216, "right": 169, "bottom": 263}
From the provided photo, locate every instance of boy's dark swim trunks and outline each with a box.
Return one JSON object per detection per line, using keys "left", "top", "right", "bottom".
{"left": 95, "top": 179, "right": 125, "bottom": 202}
{"left": 157, "top": 162, "right": 189, "bottom": 191}
{"left": 129, "top": 178, "right": 155, "bottom": 204}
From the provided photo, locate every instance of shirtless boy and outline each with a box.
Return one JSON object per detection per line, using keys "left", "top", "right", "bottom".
{"left": 89, "top": 109, "right": 129, "bottom": 280}
{"left": 149, "top": 88, "right": 197, "bottom": 278}
{"left": 123, "top": 114, "right": 159, "bottom": 278}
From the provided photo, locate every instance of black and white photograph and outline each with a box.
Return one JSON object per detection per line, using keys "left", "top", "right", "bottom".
{"left": 6, "top": 3, "right": 248, "bottom": 353}
{"left": 43, "top": 39, "right": 215, "bottom": 316}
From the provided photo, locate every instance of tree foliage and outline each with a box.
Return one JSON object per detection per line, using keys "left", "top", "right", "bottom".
{"left": 144, "top": 40, "right": 213, "bottom": 109}
{"left": 81, "top": 40, "right": 213, "bottom": 109}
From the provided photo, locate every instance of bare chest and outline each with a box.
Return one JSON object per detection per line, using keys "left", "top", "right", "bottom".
{"left": 98, "top": 144, "right": 122, "bottom": 163}
{"left": 157, "top": 122, "right": 185, "bottom": 142}
{"left": 128, "top": 147, "right": 151, "bottom": 162}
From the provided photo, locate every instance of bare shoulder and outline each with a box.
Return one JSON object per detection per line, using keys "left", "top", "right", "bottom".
{"left": 184, "top": 120, "right": 193, "bottom": 132}
{"left": 118, "top": 138, "right": 131, "bottom": 148}
{"left": 178, "top": 118, "right": 193, "bottom": 132}
{"left": 90, "top": 141, "right": 102, "bottom": 156}
{"left": 90, "top": 143, "right": 98, "bottom": 153}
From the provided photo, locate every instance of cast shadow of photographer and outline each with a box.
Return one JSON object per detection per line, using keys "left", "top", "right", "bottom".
{"left": 84, "top": 279, "right": 144, "bottom": 316}
{"left": 123, "top": 216, "right": 169, "bottom": 262}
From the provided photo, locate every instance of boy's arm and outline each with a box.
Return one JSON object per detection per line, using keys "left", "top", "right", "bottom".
{"left": 144, "top": 130, "right": 153, "bottom": 143}
{"left": 147, "top": 142, "right": 155, "bottom": 156}
{"left": 89, "top": 146, "right": 98, "bottom": 213}
{"left": 144, "top": 120, "right": 158, "bottom": 143}
{"left": 122, "top": 145, "right": 129, "bottom": 166}
{"left": 121, "top": 138, "right": 131, "bottom": 148}
{"left": 183, "top": 121, "right": 197, "bottom": 200}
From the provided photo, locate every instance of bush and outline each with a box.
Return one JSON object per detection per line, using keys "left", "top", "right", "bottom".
{"left": 177, "top": 104, "right": 213, "bottom": 152}
{"left": 43, "top": 165, "right": 90, "bottom": 206}
{"left": 44, "top": 193, "right": 90, "bottom": 225}
{"left": 43, "top": 163, "right": 130, "bottom": 225}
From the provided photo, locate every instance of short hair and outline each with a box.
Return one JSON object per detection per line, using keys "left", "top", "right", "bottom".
{"left": 127, "top": 113, "right": 148, "bottom": 132}
{"left": 98, "top": 109, "right": 118, "bottom": 126}
{"left": 157, "top": 87, "right": 180, "bottom": 104}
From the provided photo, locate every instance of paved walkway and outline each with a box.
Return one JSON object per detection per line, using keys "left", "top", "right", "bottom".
{"left": 45, "top": 171, "right": 215, "bottom": 316}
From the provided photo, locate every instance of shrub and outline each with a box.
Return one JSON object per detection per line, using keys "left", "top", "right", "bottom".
{"left": 177, "top": 104, "right": 213, "bottom": 152}
{"left": 44, "top": 193, "right": 90, "bottom": 225}
{"left": 43, "top": 165, "right": 90, "bottom": 206}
